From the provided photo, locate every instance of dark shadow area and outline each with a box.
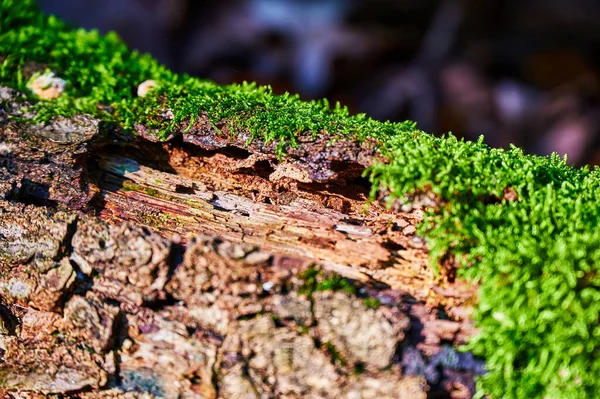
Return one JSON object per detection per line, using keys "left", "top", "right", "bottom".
{"left": 14, "top": 178, "right": 59, "bottom": 208}
{"left": 0, "top": 303, "right": 20, "bottom": 336}
{"left": 392, "top": 295, "right": 486, "bottom": 398}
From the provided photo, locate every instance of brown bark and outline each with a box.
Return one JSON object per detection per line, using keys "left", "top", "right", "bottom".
{"left": 0, "top": 87, "right": 483, "bottom": 399}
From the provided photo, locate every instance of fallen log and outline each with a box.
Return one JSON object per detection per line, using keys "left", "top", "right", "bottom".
{"left": 7, "top": 0, "right": 600, "bottom": 395}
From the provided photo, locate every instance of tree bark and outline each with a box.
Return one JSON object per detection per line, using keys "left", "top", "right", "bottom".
{"left": 0, "top": 86, "right": 483, "bottom": 399}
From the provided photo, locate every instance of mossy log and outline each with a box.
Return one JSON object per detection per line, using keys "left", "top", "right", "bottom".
{"left": 0, "top": 86, "right": 483, "bottom": 398}
{"left": 6, "top": 1, "right": 600, "bottom": 396}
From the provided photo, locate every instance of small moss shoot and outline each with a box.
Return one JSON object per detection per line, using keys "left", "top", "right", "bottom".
{"left": 323, "top": 341, "right": 348, "bottom": 368}
{"left": 3, "top": 1, "right": 600, "bottom": 397}
{"left": 362, "top": 297, "right": 381, "bottom": 309}
{"left": 315, "top": 274, "right": 356, "bottom": 295}
{"left": 297, "top": 266, "right": 320, "bottom": 296}
{"left": 297, "top": 266, "right": 357, "bottom": 297}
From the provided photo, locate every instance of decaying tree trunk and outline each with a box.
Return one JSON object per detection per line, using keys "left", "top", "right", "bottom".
{"left": 0, "top": 86, "right": 484, "bottom": 399}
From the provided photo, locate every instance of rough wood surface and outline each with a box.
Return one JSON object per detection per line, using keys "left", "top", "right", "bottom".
{"left": 0, "top": 87, "right": 483, "bottom": 399}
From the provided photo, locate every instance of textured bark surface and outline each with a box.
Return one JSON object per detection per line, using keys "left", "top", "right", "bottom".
{"left": 0, "top": 87, "right": 484, "bottom": 398}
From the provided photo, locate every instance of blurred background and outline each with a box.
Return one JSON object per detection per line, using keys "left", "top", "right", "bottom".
{"left": 40, "top": 0, "right": 600, "bottom": 165}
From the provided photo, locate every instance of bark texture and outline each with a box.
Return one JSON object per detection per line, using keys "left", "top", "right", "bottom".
{"left": 0, "top": 87, "right": 483, "bottom": 398}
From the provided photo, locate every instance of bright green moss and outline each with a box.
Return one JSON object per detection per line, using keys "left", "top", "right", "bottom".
{"left": 0, "top": 0, "right": 415, "bottom": 156}
{"left": 362, "top": 297, "right": 381, "bottom": 309}
{"left": 3, "top": 1, "right": 600, "bottom": 397}
{"left": 297, "top": 265, "right": 320, "bottom": 296}
{"left": 316, "top": 275, "right": 356, "bottom": 295}
{"left": 297, "top": 266, "right": 357, "bottom": 296}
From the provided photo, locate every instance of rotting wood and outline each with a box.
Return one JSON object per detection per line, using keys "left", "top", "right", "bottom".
{"left": 0, "top": 86, "right": 483, "bottom": 399}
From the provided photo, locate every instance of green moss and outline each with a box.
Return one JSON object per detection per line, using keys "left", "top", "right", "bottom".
{"left": 316, "top": 275, "right": 356, "bottom": 295}
{"left": 298, "top": 325, "right": 311, "bottom": 335}
{"left": 297, "top": 265, "right": 320, "bottom": 296}
{"left": 0, "top": 0, "right": 415, "bottom": 156}
{"left": 121, "top": 181, "right": 136, "bottom": 192}
{"left": 3, "top": 1, "right": 600, "bottom": 397}
{"left": 323, "top": 341, "right": 348, "bottom": 367}
{"left": 138, "top": 212, "right": 174, "bottom": 229}
{"left": 121, "top": 181, "right": 161, "bottom": 199}
{"left": 297, "top": 266, "right": 356, "bottom": 296}
{"left": 362, "top": 297, "right": 381, "bottom": 309}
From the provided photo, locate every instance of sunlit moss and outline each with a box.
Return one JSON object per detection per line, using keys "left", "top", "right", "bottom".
{"left": 362, "top": 297, "right": 381, "bottom": 309}
{"left": 0, "top": 0, "right": 415, "bottom": 157}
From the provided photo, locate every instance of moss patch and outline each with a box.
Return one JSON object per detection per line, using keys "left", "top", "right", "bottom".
{"left": 3, "top": 1, "right": 600, "bottom": 397}
{"left": 323, "top": 341, "right": 348, "bottom": 368}
{"left": 0, "top": 0, "right": 416, "bottom": 156}
{"left": 362, "top": 297, "right": 381, "bottom": 309}
{"left": 297, "top": 266, "right": 357, "bottom": 297}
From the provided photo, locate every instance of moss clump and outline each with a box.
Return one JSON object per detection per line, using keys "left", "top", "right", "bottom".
{"left": 297, "top": 266, "right": 357, "bottom": 297}
{"left": 323, "top": 341, "right": 348, "bottom": 367}
{"left": 371, "top": 139, "right": 600, "bottom": 397}
{"left": 362, "top": 297, "right": 381, "bottom": 309}
{"left": 297, "top": 266, "right": 320, "bottom": 296}
{"left": 3, "top": 1, "right": 600, "bottom": 397}
{"left": 316, "top": 275, "right": 356, "bottom": 295}
{"left": 0, "top": 0, "right": 415, "bottom": 156}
